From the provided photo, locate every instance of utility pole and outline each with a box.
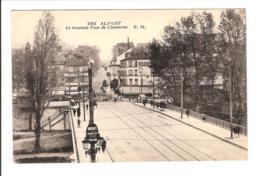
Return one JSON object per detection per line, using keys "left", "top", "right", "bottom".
{"left": 130, "top": 80, "right": 132, "bottom": 95}
{"left": 88, "top": 62, "right": 94, "bottom": 125}
{"left": 152, "top": 74, "right": 155, "bottom": 100}
{"left": 229, "top": 65, "right": 233, "bottom": 139}
{"left": 78, "top": 66, "right": 81, "bottom": 107}
{"left": 82, "top": 68, "right": 86, "bottom": 121}
{"left": 68, "top": 71, "right": 71, "bottom": 96}
{"left": 141, "top": 73, "right": 143, "bottom": 94}
{"left": 88, "top": 61, "right": 96, "bottom": 162}
{"left": 181, "top": 68, "right": 183, "bottom": 119}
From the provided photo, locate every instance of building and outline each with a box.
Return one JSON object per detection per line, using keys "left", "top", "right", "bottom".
{"left": 119, "top": 50, "right": 155, "bottom": 96}
{"left": 112, "top": 40, "right": 134, "bottom": 61}
{"left": 107, "top": 48, "right": 133, "bottom": 85}
{"left": 64, "top": 53, "right": 89, "bottom": 97}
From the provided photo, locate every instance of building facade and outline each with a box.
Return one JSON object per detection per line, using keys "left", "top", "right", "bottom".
{"left": 119, "top": 52, "right": 154, "bottom": 96}
{"left": 64, "top": 54, "right": 89, "bottom": 97}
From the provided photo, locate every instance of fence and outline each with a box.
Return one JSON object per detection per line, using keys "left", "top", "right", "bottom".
{"left": 165, "top": 104, "right": 247, "bottom": 136}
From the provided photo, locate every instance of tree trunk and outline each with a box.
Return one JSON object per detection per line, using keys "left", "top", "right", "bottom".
{"left": 28, "top": 113, "right": 32, "bottom": 130}
{"left": 34, "top": 115, "right": 41, "bottom": 149}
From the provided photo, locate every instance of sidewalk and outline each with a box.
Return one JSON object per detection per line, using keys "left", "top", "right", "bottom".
{"left": 134, "top": 103, "right": 248, "bottom": 150}
{"left": 70, "top": 106, "right": 113, "bottom": 163}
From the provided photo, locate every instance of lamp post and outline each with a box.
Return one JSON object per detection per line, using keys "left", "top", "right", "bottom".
{"left": 180, "top": 67, "right": 183, "bottom": 119}
{"left": 152, "top": 75, "right": 155, "bottom": 100}
{"left": 82, "top": 67, "right": 86, "bottom": 122}
{"left": 229, "top": 62, "right": 233, "bottom": 139}
{"left": 82, "top": 59, "right": 106, "bottom": 162}
{"left": 138, "top": 66, "right": 143, "bottom": 94}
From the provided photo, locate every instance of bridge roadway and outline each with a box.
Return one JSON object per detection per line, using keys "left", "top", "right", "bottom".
{"left": 70, "top": 101, "right": 247, "bottom": 162}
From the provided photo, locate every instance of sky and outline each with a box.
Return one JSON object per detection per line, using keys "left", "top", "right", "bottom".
{"left": 12, "top": 9, "right": 224, "bottom": 63}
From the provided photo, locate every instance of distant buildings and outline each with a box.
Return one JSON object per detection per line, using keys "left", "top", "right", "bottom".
{"left": 119, "top": 50, "right": 154, "bottom": 95}
{"left": 64, "top": 53, "right": 89, "bottom": 97}
{"left": 107, "top": 41, "right": 156, "bottom": 96}
{"left": 112, "top": 39, "right": 134, "bottom": 61}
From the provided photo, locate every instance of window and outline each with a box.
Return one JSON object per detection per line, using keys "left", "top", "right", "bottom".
{"left": 68, "top": 67, "right": 74, "bottom": 72}
{"left": 128, "top": 61, "right": 132, "bottom": 67}
{"left": 135, "top": 79, "right": 138, "bottom": 85}
{"left": 129, "top": 79, "right": 133, "bottom": 85}
{"left": 129, "top": 70, "right": 133, "bottom": 76}
{"left": 135, "top": 69, "right": 137, "bottom": 76}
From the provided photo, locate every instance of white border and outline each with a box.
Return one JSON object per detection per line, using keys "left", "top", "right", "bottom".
{"left": 2, "top": 1, "right": 260, "bottom": 176}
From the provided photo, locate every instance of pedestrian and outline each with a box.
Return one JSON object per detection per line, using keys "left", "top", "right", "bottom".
{"left": 73, "top": 108, "right": 76, "bottom": 116}
{"left": 101, "top": 138, "right": 106, "bottom": 153}
{"left": 186, "top": 109, "right": 190, "bottom": 118}
{"left": 77, "top": 118, "right": 80, "bottom": 128}
{"left": 86, "top": 104, "right": 89, "bottom": 110}
{"left": 114, "top": 97, "right": 117, "bottom": 103}
{"left": 143, "top": 99, "right": 147, "bottom": 107}
{"left": 77, "top": 106, "right": 81, "bottom": 118}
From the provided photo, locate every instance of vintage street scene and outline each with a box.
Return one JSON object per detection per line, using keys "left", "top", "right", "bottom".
{"left": 12, "top": 9, "right": 247, "bottom": 163}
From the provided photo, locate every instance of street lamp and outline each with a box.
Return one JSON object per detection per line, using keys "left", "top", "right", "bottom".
{"left": 228, "top": 57, "right": 233, "bottom": 139}
{"left": 180, "top": 67, "right": 184, "bottom": 119}
{"left": 138, "top": 66, "right": 143, "bottom": 94}
{"left": 82, "top": 58, "right": 106, "bottom": 162}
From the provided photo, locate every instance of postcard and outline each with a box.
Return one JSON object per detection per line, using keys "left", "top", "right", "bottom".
{"left": 11, "top": 9, "right": 247, "bottom": 164}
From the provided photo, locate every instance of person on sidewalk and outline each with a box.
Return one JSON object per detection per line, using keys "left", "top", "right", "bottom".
{"left": 186, "top": 109, "right": 190, "bottom": 118}
{"left": 77, "top": 104, "right": 81, "bottom": 118}
{"left": 73, "top": 107, "right": 76, "bottom": 117}
{"left": 86, "top": 103, "right": 89, "bottom": 110}
{"left": 77, "top": 118, "right": 80, "bottom": 128}
{"left": 101, "top": 138, "right": 106, "bottom": 153}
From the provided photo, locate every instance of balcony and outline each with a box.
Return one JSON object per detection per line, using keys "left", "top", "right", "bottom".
{"left": 64, "top": 72, "right": 88, "bottom": 78}
{"left": 65, "top": 82, "right": 88, "bottom": 87}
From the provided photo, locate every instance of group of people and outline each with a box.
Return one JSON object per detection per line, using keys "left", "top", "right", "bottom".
{"left": 97, "top": 137, "right": 107, "bottom": 153}
{"left": 70, "top": 99, "right": 82, "bottom": 128}
{"left": 70, "top": 98, "right": 99, "bottom": 128}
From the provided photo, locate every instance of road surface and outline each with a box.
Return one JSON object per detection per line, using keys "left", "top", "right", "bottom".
{"left": 76, "top": 101, "right": 247, "bottom": 162}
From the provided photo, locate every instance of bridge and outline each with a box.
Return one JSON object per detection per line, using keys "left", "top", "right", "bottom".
{"left": 46, "top": 100, "right": 247, "bottom": 162}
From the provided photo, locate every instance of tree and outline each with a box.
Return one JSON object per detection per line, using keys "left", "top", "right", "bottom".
{"left": 75, "top": 46, "right": 102, "bottom": 76}
{"left": 24, "top": 12, "right": 59, "bottom": 149}
{"left": 218, "top": 9, "right": 246, "bottom": 123}
{"left": 196, "top": 12, "right": 220, "bottom": 103}
{"left": 110, "top": 79, "right": 118, "bottom": 91}
{"left": 12, "top": 49, "right": 26, "bottom": 92}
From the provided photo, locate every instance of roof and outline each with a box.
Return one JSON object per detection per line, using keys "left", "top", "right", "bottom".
{"left": 116, "top": 48, "right": 132, "bottom": 63}
{"left": 65, "top": 56, "right": 89, "bottom": 66}
{"left": 120, "top": 52, "right": 150, "bottom": 62}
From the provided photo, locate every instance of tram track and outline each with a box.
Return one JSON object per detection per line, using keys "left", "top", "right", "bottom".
{"left": 108, "top": 103, "right": 215, "bottom": 161}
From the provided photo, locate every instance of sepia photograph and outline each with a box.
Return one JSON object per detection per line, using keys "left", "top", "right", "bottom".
{"left": 11, "top": 9, "right": 247, "bottom": 164}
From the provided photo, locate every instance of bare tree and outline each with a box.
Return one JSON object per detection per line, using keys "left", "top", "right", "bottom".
{"left": 24, "top": 12, "right": 59, "bottom": 149}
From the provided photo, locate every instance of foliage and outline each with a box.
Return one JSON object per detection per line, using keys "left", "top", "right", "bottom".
{"left": 24, "top": 12, "right": 60, "bottom": 149}
{"left": 148, "top": 10, "right": 246, "bottom": 122}
{"left": 110, "top": 79, "right": 119, "bottom": 91}
{"left": 75, "top": 46, "right": 102, "bottom": 76}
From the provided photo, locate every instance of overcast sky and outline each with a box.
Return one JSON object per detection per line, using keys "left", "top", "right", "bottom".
{"left": 12, "top": 9, "right": 224, "bottom": 62}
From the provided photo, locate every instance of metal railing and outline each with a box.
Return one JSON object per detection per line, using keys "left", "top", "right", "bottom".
{"left": 166, "top": 104, "right": 247, "bottom": 136}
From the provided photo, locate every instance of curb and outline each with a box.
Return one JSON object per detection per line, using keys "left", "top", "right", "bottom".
{"left": 134, "top": 103, "right": 248, "bottom": 151}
